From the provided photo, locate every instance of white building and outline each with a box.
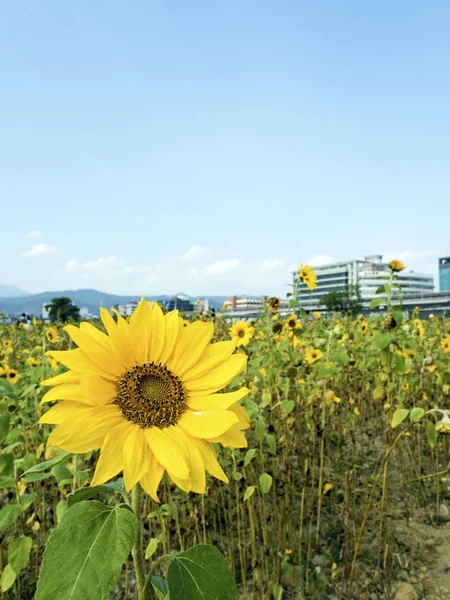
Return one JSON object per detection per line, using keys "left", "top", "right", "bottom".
{"left": 294, "top": 255, "right": 434, "bottom": 309}
{"left": 115, "top": 300, "right": 139, "bottom": 317}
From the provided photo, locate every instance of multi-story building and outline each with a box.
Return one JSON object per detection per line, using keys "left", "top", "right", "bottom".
{"left": 294, "top": 255, "right": 434, "bottom": 309}
{"left": 224, "top": 296, "right": 289, "bottom": 311}
{"left": 114, "top": 300, "right": 139, "bottom": 317}
{"left": 165, "top": 295, "right": 194, "bottom": 313}
{"left": 193, "top": 298, "right": 209, "bottom": 313}
{"left": 439, "top": 257, "right": 450, "bottom": 292}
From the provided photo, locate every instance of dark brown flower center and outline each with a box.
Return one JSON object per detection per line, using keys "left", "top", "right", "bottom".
{"left": 238, "top": 329, "right": 245, "bottom": 338}
{"left": 115, "top": 362, "right": 186, "bottom": 429}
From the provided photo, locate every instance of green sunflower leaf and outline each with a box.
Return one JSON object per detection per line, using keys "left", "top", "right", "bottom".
{"left": 35, "top": 500, "right": 138, "bottom": 600}
{"left": 167, "top": 544, "right": 238, "bottom": 600}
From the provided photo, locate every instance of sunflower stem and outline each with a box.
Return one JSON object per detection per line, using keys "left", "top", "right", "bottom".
{"left": 131, "top": 484, "right": 146, "bottom": 600}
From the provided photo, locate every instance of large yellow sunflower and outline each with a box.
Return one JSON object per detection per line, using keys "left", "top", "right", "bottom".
{"left": 40, "top": 299, "right": 249, "bottom": 500}
{"left": 298, "top": 264, "right": 317, "bottom": 291}
{"left": 229, "top": 321, "right": 254, "bottom": 347}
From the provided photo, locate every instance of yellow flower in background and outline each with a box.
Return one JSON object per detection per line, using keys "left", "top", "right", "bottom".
{"left": 6, "top": 369, "right": 19, "bottom": 384}
{"left": 389, "top": 259, "right": 405, "bottom": 272}
{"left": 268, "top": 297, "right": 280, "bottom": 313}
{"left": 3, "top": 339, "right": 12, "bottom": 349}
{"left": 312, "top": 311, "right": 321, "bottom": 319}
{"left": 359, "top": 321, "right": 369, "bottom": 335}
{"left": 298, "top": 264, "right": 317, "bottom": 291}
{"left": 26, "top": 357, "right": 41, "bottom": 367}
{"left": 441, "top": 338, "right": 450, "bottom": 354}
{"left": 413, "top": 319, "right": 425, "bottom": 338}
{"left": 229, "top": 321, "right": 254, "bottom": 347}
{"left": 305, "top": 347, "right": 323, "bottom": 364}
{"left": 46, "top": 327, "right": 60, "bottom": 344}
{"left": 353, "top": 407, "right": 360, "bottom": 416}
{"left": 40, "top": 299, "right": 250, "bottom": 500}
{"left": 285, "top": 314, "right": 298, "bottom": 330}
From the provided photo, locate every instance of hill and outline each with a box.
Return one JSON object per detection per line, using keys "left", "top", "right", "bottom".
{"left": 0, "top": 289, "right": 229, "bottom": 316}
{"left": 0, "top": 285, "right": 29, "bottom": 298}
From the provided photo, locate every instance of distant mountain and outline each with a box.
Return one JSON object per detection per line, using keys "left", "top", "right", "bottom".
{"left": 0, "top": 289, "right": 229, "bottom": 316}
{"left": 0, "top": 285, "right": 29, "bottom": 298}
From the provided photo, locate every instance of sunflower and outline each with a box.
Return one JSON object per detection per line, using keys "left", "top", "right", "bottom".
{"left": 435, "top": 415, "right": 450, "bottom": 434}
{"left": 268, "top": 297, "right": 280, "bottom": 313}
{"left": 229, "top": 321, "right": 254, "bottom": 347}
{"left": 285, "top": 314, "right": 298, "bottom": 330}
{"left": 441, "top": 338, "right": 450, "bottom": 354}
{"left": 298, "top": 264, "right": 317, "bottom": 291}
{"left": 40, "top": 299, "right": 249, "bottom": 500}
{"left": 3, "top": 339, "right": 12, "bottom": 350}
{"left": 46, "top": 327, "right": 60, "bottom": 344}
{"left": 312, "top": 311, "right": 321, "bottom": 319}
{"left": 6, "top": 369, "right": 19, "bottom": 384}
{"left": 413, "top": 319, "right": 425, "bottom": 338}
{"left": 389, "top": 259, "right": 405, "bottom": 272}
{"left": 305, "top": 347, "right": 323, "bottom": 364}
{"left": 26, "top": 357, "right": 41, "bottom": 367}
{"left": 359, "top": 321, "right": 369, "bottom": 335}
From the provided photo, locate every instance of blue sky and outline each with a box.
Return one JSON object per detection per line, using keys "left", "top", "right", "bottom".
{"left": 1, "top": 1, "right": 449, "bottom": 296}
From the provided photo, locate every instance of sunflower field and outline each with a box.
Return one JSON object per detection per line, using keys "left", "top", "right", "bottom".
{"left": 1, "top": 278, "right": 450, "bottom": 599}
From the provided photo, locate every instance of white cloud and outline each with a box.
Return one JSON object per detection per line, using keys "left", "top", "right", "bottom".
{"left": 306, "top": 254, "right": 335, "bottom": 267}
{"left": 259, "top": 258, "right": 285, "bottom": 271}
{"left": 205, "top": 258, "right": 241, "bottom": 276}
{"left": 25, "top": 229, "right": 42, "bottom": 239}
{"left": 180, "top": 246, "right": 207, "bottom": 260}
{"left": 64, "top": 256, "right": 126, "bottom": 273}
{"left": 23, "top": 243, "right": 58, "bottom": 258}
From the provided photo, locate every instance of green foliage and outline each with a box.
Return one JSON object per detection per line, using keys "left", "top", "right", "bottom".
{"left": 0, "top": 505, "right": 22, "bottom": 533}
{"left": 35, "top": 501, "right": 138, "bottom": 600}
{"left": 392, "top": 409, "right": 410, "bottom": 428}
{"left": 8, "top": 536, "right": 32, "bottom": 575}
{"left": 44, "top": 297, "right": 80, "bottom": 323}
{"left": 320, "top": 285, "right": 363, "bottom": 316}
{"left": 167, "top": 545, "right": 238, "bottom": 600}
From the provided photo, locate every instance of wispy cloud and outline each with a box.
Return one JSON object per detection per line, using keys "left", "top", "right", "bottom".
{"left": 25, "top": 230, "right": 42, "bottom": 239}
{"left": 259, "top": 258, "right": 285, "bottom": 270}
{"left": 205, "top": 258, "right": 241, "bottom": 276}
{"left": 23, "top": 243, "right": 58, "bottom": 258}
{"left": 64, "top": 256, "right": 126, "bottom": 273}
{"left": 180, "top": 246, "right": 208, "bottom": 260}
{"left": 306, "top": 254, "right": 335, "bottom": 267}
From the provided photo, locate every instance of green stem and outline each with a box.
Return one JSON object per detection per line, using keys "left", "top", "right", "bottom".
{"left": 132, "top": 485, "right": 146, "bottom": 600}
{"left": 142, "top": 555, "right": 173, "bottom": 599}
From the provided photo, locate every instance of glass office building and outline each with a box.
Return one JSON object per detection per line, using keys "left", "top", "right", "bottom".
{"left": 440, "top": 258, "right": 450, "bottom": 292}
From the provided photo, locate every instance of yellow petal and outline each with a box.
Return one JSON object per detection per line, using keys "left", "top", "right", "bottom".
{"left": 167, "top": 473, "right": 191, "bottom": 493}
{"left": 122, "top": 427, "right": 149, "bottom": 492}
{"left": 128, "top": 298, "right": 152, "bottom": 363}
{"left": 46, "top": 404, "right": 123, "bottom": 453}
{"left": 91, "top": 421, "right": 133, "bottom": 486}
{"left": 207, "top": 424, "right": 248, "bottom": 448}
{"left": 190, "top": 437, "right": 228, "bottom": 483}
{"left": 148, "top": 304, "right": 166, "bottom": 364}
{"left": 182, "top": 341, "right": 236, "bottom": 382}
{"left": 46, "top": 350, "right": 116, "bottom": 381}
{"left": 187, "top": 387, "right": 249, "bottom": 411}
{"left": 158, "top": 310, "right": 179, "bottom": 364}
{"left": 41, "top": 371, "right": 80, "bottom": 387}
{"left": 139, "top": 452, "right": 165, "bottom": 502}
{"left": 229, "top": 403, "right": 250, "bottom": 427}
{"left": 112, "top": 309, "right": 137, "bottom": 366}
{"left": 100, "top": 308, "right": 134, "bottom": 369}
{"left": 80, "top": 373, "right": 117, "bottom": 406}
{"left": 39, "top": 401, "right": 87, "bottom": 424}
{"left": 176, "top": 429, "right": 206, "bottom": 493}
{"left": 166, "top": 321, "right": 214, "bottom": 376}
{"left": 40, "top": 384, "right": 85, "bottom": 405}
{"left": 144, "top": 426, "right": 189, "bottom": 480}
{"left": 178, "top": 409, "right": 238, "bottom": 438}
{"left": 184, "top": 354, "right": 247, "bottom": 396}
{"left": 64, "top": 325, "right": 124, "bottom": 378}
